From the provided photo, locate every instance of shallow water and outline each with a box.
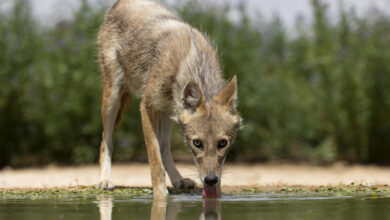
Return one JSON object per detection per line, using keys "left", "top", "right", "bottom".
{"left": 1, "top": 194, "right": 390, "bottom": 220}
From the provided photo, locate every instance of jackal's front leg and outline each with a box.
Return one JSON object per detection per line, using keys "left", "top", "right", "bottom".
{"left": 158, "top": 112, "right": 196, "bottom": 190}
{"left": 140, "top": 102, "right": 168, "bottom": 198}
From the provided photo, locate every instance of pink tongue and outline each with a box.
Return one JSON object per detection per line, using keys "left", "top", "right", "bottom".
{"left": 203, "top": 185, "right": 218, "bottom": 198}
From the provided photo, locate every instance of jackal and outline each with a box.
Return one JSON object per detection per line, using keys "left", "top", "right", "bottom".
{"left": 97, "top": 0, "right": 241, "bottom": 198}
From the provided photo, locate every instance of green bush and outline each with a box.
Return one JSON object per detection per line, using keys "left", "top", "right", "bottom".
{"left": 1, "top": 0, "right": 390, "bottom": 167}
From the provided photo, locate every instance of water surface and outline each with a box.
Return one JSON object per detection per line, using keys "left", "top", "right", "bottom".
{"left": 1, "top": 193, "right": 390, "bottom": 220}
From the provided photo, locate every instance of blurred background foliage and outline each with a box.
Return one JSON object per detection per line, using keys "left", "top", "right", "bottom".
{"left": 1, "top": 0, "right": 390, "bottom": 168}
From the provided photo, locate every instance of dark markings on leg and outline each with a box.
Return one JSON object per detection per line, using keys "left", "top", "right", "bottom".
{"left": 115, "top": 90, "right": 131, "bottom": 128}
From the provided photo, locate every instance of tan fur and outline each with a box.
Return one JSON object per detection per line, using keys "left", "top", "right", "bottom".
{"left": 97, "top": 0, "right": 241, "bottom": 197}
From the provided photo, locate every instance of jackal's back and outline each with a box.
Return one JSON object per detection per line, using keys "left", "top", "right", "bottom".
{"left": 98, "top": 0, "right": 224, "bottom": 112}
{"left": 98, "top": 0, "right": 191, "bottom": 95}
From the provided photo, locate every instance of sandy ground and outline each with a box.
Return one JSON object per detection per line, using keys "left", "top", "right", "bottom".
{"left": 1, "top": 163, "right": 390, "bottom": 189}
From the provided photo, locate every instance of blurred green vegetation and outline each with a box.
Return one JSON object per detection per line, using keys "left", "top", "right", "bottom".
{"left": 1, "top": 0, "right": 390, "bottom": 167}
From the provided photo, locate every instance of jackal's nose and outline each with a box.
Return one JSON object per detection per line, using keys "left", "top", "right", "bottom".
{"left": 204, "top": 175, "right": 218, "bottom": 186}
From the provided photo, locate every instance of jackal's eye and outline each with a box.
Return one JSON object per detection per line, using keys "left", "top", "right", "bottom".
{"left": 217, "top": 139, "right": 228, "bottom": 149}
{"left": 193, "top": 139, "right": 203, "bottom": 149}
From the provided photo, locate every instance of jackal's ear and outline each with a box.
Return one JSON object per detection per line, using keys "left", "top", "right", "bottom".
{"left": 182, "top": 81, "right": 203, "bottom": 111}
{"left": 214, "top": 75, "right": 237, "bottom": 110}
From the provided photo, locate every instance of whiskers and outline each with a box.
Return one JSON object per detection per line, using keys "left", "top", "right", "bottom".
{"left": 180, "top": 165, "right": 201, "bottom": 182}
{"left": 221, "top": 166, "right": 233, "bottom": 184}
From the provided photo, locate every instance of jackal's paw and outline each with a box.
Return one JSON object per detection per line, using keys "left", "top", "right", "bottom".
{"left": 97, "top": 181, "right": 115, "bottom": 190}
{"left": 173, "top": 178, "right": 196, "bottom": 189}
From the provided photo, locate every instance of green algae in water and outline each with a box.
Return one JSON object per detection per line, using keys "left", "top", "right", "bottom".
{"left": 2, "top": 185, "right": 390, "bottom": 200}
{"left": 0, "top": 187, "right": 153, "bottom": 200}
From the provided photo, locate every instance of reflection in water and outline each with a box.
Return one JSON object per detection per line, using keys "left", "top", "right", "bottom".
{"left": 5, "top": 194, "right": 390, "bottom": 219}
{"left": 97, "top": 196, "right": 221, "bottom": 220}
{"left": 151, "top": 197, "right": 168, "bottom": 220}
{"left": 98, "top": 196, "right": 113, "bottom": 220}
{"left": 200, "top": 199, "right": 221, "bottom": 220}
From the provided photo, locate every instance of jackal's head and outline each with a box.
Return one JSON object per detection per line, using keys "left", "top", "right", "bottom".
{"left": 178, "top": 76, "right": 241, "bottom": 198}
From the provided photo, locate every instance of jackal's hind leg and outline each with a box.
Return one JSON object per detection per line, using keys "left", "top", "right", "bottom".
{"left": 159, "top": 112, "right": 195, "bottom": 190}
{"left": 98, "top": 79, "right": 129, "bottom": 190}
